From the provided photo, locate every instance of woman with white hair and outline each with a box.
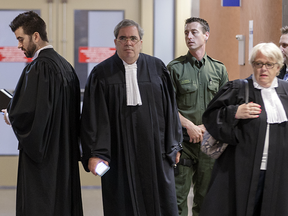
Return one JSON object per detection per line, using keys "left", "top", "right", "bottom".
{"left": 200, "top": 42, "right": 288, "bottom": 216}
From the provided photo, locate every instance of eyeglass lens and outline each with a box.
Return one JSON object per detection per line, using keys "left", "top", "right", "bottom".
{"left": 253, "top": 62, "right": 275, "bottom": 69}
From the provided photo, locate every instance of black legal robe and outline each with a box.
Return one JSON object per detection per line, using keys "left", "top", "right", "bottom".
{"left": 200, "top": 78, "right": 288, "bottom": 216}
{"left": 80, "top": 53, "right": 182, "bottom": 216}
{"left": 8, "top": 48, "right": 83, "bottom": 216}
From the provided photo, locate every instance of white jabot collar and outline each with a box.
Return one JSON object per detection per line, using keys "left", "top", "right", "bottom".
{"left": 32, "top": 45, "right": 53, "bottom": 60}
{"left": 122, "top": 60, "right": 142, "bottom": 106}
{"left": 252, "top": 74, "right": 287, "bottom": 123}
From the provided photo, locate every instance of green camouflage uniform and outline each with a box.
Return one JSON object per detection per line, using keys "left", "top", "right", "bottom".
{"left": 167, "top": 52, "right": 228, "bottom": 216}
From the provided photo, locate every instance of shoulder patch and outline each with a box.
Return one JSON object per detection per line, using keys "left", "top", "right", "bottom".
{"left": 207, "top": 55, "right": 224, "bottom": 65}
{"left": 168, "top": 55, "right": 187, "bottom": 66}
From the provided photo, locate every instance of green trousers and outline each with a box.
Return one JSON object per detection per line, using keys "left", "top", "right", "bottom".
{"left": 175, "top": 142, "right": 214, "bottom": 216}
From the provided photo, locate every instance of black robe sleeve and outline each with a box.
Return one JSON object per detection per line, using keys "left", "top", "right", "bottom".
{"left": 8, "top": 60, "right": 58, "bottom": 163}
{"left": 202, "top": 79, "right": 249, "bottom": 144}
{"left": 158, "top": 60, "right": 183, "bottom": 165}
{"left": 80, "top": 67, "right": 112, "bottom": 171}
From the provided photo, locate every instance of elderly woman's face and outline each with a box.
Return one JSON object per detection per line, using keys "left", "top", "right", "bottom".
{"left": 253, "top": 51, "right": 280, "bottom": 88}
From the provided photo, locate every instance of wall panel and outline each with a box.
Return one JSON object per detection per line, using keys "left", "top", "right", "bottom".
{"left": 239, "top": 0, "right": 282, "bottom": 78}
{"left": 200, "top": 0, "right": 240, "bottom": 80}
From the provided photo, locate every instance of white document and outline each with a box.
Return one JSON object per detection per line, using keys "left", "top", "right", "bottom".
{"left": 95, "top": 162, "right": 110, "bottom": 177}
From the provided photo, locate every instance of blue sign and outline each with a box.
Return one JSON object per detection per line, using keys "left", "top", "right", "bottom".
{"left": 221, "top": 0, "right": 241, "bottom": 7}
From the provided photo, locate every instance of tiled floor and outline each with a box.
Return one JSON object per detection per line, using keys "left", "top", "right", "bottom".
{"left": 0, "top": 186, "right": 104, "bottom": 216}
{"left": 0, "top": 186, "right": 193, "bottom": 216}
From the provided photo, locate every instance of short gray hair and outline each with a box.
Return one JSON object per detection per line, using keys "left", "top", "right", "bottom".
{"left": 114, "top": 19, "right": 144, "bottom": 40}
{"left": 249, "top": 42, "right": 283, "bottom": 68}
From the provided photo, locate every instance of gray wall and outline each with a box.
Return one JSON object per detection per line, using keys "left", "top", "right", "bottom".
{"left": 283, "top": 0, "right": 288, "bottom": 27}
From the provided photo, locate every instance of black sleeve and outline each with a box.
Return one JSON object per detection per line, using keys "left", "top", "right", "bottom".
{"left": 8, "top": 60, "right": 57, "bottom": 163}
{"left": 202, "top": 79, "right": 247, "bottom": 144}
{"left": 80, "top": 67, "right": 111, "bottom": 172}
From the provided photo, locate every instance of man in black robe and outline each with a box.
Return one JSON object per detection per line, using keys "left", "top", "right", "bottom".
{"left": 80, "top": 19, "right": 183, "bottom": 216}
{"left": 1, "top": 11, "right": 83, "bottom": 216}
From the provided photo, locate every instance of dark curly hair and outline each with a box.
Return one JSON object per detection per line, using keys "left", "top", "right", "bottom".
{"left": 9, "top": 11, "right": 48, "bottom": 42}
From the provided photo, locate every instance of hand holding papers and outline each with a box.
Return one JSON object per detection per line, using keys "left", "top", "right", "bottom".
{"left": 0, "top": 89, "right": 12, "bottom": 109}
{"left": 95, "top": 162, "right": 110, "bottom": 177}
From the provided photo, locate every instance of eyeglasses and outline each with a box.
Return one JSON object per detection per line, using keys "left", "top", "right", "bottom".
{"left": 252, "top": 61, "right": 278, "bottom": 69}
{"left": 116, "top": 36, "right": 140, "bottom": 45}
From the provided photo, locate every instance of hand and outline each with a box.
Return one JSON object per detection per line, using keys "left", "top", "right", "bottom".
{"left": 235, "top": 102, "right": 261, "bottom": 119}
{"left": 175, "top": 151, "right": 181, "bottom": 164}
{"left": 198, "top": 124, "right": 206, "bottom": 132}
{"left": 178, "top": 112, "right": 205, "bottom": 143}
{"left": 1, "top": 109, "right": 11, "bottom": 125}
{"left": 88, "top": 157, "right": 109, "bottom": 176}
{"left": 186, "top": 123, "right": 205, "bottom": 143}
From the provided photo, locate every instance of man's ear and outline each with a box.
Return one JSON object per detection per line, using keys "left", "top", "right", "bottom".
{"left": 32, "top": 32, "right": 41, "bottom": 43}
{"left": 205, "top": 31, "right": 210, "bottom": 42}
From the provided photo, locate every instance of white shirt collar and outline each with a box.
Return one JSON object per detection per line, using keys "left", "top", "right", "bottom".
{"left": 252, "top": 74, "right": 287, "bottom": 123}
{"left": 32, "top": 45, "right": 53, "bottom": 60}
{"left": 122, "top": 59, "right": 142, "bottom": 106}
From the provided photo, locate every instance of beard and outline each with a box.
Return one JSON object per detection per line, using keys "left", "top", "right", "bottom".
{"left": 284, "top": 56, "right": 288, "bottom": 66}
{"left": 23, "top": 38, "right": 37, "bottom": 58}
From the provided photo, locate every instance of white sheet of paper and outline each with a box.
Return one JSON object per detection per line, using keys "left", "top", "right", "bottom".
{"left": 95, "top": 162, "right": 110, "bottom": 176}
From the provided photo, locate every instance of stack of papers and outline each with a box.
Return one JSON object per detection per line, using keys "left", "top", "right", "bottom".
{"left": 0, "top": 89, "right": 13, "bottom": 109}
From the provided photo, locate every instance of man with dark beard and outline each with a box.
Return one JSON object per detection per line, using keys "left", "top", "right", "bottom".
{"left": 278, "top": 26, "right": 288, "bottom": 80}
{"left": 1, "top": 11, "right": 83, "bottom": 216}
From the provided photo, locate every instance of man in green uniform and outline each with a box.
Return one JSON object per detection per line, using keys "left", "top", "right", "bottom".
{"left": 167, "top": 17, "right": 228, "bottom": 216}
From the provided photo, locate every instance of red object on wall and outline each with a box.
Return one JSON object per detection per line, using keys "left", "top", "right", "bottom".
{"left": 0, "top": 47, "right": 32, "bottom": 62}
{"left": 79, "top": 47, "right": 116, "bottom": 63}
